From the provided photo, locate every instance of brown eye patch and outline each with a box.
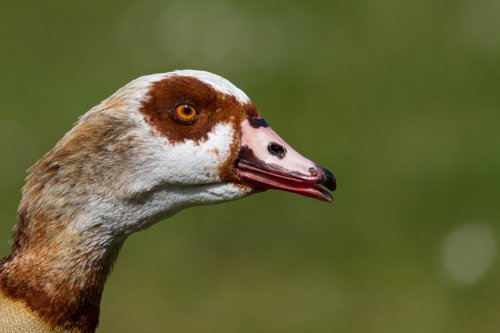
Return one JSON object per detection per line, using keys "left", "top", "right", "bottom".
{"left": 140, "top": 75, "right": 260, "bottom": 144}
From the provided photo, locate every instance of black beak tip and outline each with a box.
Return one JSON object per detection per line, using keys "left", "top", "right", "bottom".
{"left": 319, "top": 166, "right": 336, "bottom": 192}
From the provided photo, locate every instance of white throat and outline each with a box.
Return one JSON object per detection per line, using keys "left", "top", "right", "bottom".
{"left": 69, "top": 121, "right": 247, "bottom": 238}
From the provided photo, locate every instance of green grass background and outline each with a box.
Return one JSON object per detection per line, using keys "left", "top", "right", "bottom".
{"left": 1, "top": 0, "right": 499, "bottom": 332}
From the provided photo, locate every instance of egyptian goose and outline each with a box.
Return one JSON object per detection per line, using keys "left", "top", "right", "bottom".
{"left": 0, "top": 70, "right": 335, "bottom": 333}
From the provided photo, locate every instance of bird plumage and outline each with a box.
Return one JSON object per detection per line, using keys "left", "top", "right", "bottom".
{"left": 0, "top": 70, "right": 335, "bottom": 333}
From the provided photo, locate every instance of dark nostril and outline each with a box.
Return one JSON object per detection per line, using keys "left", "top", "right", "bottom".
{"left": 267, "top": 142, "right": 287, "bottom": 159}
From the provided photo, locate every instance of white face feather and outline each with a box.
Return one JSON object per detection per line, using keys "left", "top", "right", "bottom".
{"left": 130, "top": 119, "right": 236, "bottom": 190}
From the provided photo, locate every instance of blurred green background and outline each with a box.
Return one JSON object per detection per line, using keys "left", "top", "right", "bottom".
{"left": 1, "top": 0, "right": 499, "bottom": 332}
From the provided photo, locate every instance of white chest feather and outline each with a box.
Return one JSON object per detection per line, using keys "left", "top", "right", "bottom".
{"left": 0, "top": 292, "right": 66, "bottom": 333}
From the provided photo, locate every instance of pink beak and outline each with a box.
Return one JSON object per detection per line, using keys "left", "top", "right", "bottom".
{"left": 234, "top": 118, "right": 336, "bottom": 202}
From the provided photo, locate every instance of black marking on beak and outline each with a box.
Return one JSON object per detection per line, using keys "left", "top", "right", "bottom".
{"left": 319, "top": 166, "right": 336, "bottom": 191}
{"left": 248, "top": 118, "right": 269, "bottom": 128}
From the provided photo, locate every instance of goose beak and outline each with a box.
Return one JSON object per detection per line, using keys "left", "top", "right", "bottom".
{"left": 234, "top": 118, "right": 336, "bottom": 202}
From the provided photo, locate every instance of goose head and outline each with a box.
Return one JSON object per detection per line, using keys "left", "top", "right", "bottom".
{"left": 0, "top": 70, "right": 335, "bottom": 333}
{"left": 53, "top": 69, "right": 335, "bottom": 234}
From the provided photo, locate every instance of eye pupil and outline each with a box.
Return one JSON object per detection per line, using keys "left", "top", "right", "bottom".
{"left": 174, "top": 103, "right": 198, "bottom": 123}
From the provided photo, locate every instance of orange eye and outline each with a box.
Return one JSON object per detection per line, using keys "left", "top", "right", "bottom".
{"left": 173, "top": 104, "right": 199, "bottom": 124}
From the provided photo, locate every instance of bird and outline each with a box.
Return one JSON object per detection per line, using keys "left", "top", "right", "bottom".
{"left": 0, "top": 70, "right": 336, "bottom": 333}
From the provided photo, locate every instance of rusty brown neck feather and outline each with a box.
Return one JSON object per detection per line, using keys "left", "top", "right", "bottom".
{"left": 0, "top": 110, "right": 134, "bottom": 333}
{"left": 0, "top": 215, "right": 124, "bottom": 333}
